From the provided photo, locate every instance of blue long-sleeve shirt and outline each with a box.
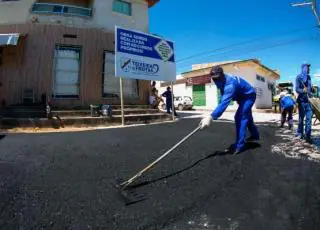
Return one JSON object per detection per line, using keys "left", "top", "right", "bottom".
{"left": 295, "top": 64, "right": 312, "bottom": 103}
{"left": 162, "top": 90, "right": 173, "bottom": 104}
{"left": 280, "top": 95, "right": 296, "bottom": 109}
{"left": 211, "top": 74, "right": 256, "bottom": 120}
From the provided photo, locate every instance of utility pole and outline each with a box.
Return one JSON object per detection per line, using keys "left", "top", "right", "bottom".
{"left": 291, "top": 1, "right": 320, "bottom": 26}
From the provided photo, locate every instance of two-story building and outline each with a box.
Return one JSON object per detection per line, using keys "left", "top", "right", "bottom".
{"left": 0, "top": 0, "right": 159, "bottom": 108}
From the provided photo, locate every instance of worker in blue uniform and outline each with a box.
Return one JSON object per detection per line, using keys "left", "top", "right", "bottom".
{"left": 199, "top": 66, "right": 260, "bottom": 155}
{"left": 279, "top": 91, "right": 296, "bottom": 130}
{"left": 295, "top": 63, "right": 313, "bottom": 143}
{"left": 162, "top": 87, "right": 178, "bottom": 117}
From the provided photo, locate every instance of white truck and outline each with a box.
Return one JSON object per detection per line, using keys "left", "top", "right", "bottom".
{"left": 160, "top": 96, "right": 193, "bottom": 111}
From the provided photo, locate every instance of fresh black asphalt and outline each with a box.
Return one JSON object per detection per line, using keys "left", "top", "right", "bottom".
{"left": 0, "top": 118, "right": 320, "bottom": 229}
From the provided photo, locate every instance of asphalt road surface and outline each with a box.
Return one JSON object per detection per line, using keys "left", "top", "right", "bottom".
{"left": 1, "top": 119, "right": 320, "bottom": 230}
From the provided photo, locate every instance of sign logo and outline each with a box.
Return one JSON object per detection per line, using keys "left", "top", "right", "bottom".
{"left": 120, "top": 57, "right": 159, "bottom": 76}
{"left": 115, "top": 27, "right": 176, "bottom": 81}
{"left": 154, "top": 40, "right": 174, "bottom": 62}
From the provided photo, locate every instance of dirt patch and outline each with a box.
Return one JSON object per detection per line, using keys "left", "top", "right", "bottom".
{"left": 0, "top": 120, "right": 176, "bottom": 134}
{"left": 272, "top": 128, "right": 320, "bottom": 161}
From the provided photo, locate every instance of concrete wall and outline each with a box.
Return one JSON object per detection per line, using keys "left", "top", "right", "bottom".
{"left": 0, "top": 0, "right": 35, "bottom": 24}
{"left": 204, "top": 83, "right": 217, "bottom": 111}
{"left": 0, "top": 0, "right": 149, "bottom": 32}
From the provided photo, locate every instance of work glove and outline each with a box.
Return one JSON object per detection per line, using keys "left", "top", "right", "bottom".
{"left": 199, "top": 113, "right": 213, "bottom": 129}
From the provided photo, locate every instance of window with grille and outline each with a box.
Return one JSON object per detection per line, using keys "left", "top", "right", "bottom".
{"left": 112, "top": 0, "right": 132, "bottom": 16}
{"left": 52, "top": 45, "right": 81, "bottom": 99}
{"left": 102, "top": 51, "right": 138, "bottom": 99}
{"left": 256, "top": 75, "right": 265, "bottom": 82}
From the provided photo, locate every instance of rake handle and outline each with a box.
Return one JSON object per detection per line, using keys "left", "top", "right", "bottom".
{"left": 120, "top": 126, "right": 201, "bottom": 188}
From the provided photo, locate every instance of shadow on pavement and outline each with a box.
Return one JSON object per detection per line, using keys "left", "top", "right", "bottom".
{"left": 127, "top": 142, "right": 261, "bottom": 190}
{"left": 126, "top": 152, "right": 220, "bottom": 190}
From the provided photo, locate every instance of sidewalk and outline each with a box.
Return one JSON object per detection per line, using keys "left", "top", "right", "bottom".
{"left": 192, "top": 107, "right": 275, "bottom": 114}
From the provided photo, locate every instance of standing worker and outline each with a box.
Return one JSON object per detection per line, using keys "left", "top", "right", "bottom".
{"left": 279, "top": 91, "right": 296, "bottom": 130}
{"left": 199, "top": 66, "right": 260, "bottom": 155}
{"left": 295, "top": 63, "right": 313, "bottom": 143}
{"left": 162, "top": 87, "right": 178, "bottom": 117}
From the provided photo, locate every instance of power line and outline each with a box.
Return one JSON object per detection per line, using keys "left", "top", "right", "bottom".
{"left": 176, "top": 35, "right": 320, "bottom": 73}
{"left": 176, "top": 26, "right": 317, "bottom": 64}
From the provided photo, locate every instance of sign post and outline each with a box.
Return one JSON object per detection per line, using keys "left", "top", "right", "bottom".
{"left": 171, "top": 81, "right": 175, "bottom": 121}
{"left": 119, "top": 77, "right": 125, "bottom": 126}
{"left": 115, "top": 26, "right": 176, "bottom": 125}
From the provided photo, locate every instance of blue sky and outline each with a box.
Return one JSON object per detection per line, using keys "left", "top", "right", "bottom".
{"left": 149, "top": 0, "right": 320, "bottom": 84}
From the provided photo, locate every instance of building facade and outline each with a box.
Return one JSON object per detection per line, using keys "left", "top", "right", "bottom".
{"left": 0, "top": 0, "right": 159, "bottom": 108}
{"left": 158, "top": 59, "right": 280, "bottom": 110}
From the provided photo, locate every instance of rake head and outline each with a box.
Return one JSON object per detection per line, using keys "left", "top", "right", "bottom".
{"left": 113, "top": 179, "right": 147, "bottom": 206}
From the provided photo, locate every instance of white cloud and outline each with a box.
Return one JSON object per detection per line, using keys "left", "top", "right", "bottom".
{"left": 314, "top": 69, "right": 320, "bottom": 78}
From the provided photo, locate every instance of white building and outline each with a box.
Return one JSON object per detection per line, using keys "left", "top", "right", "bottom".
{"left": 157, "top": 59, "right": 280, "bottom": 110}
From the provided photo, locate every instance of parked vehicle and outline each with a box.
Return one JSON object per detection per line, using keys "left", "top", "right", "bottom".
{"left": 160, "top": 96, "right": 193, "bottom": 111}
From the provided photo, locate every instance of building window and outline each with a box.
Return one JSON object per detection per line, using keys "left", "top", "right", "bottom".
{"left": 254, "top": 87, "right": 263, "bottom": 99}
{"left": 267, "top": 82, "right": 274, "bottom": 91}
{"left": 102, "top": 50, "right": 138, "bottom": 99}
{"left": 112, "top": 0, "right": 132, "bottom": 16}
{"left": 53, "top": 45, "right": 81, "bottom": 99}
{"left": 256, "top": 75, "right": 265, "bottom": 82}
{"left": 31, "top": 3, "right": 92, "bottom": 17}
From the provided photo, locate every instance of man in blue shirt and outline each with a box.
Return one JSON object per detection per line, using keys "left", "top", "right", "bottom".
{"left": 162, "top": 87, "right": 178, "bottom": 116}
{"left": 295, "top": 63, "right": 313, "bottom": 143}
{"left": 199, "top": 66, "right": 260, "bottom": 155}
{"left": 279, "top": 91, "right": 296, "bottom": 130}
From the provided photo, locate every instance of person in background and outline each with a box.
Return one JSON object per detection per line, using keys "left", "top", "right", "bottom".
{"left": 295, "top": 63, "right": 313, "bottom": 144}
{"left": 150, "top": 81, "right": 156, "bottom": 93}
{"left": 146, "top": 81, "right": 157, "bottom": 105}
{"left": 162, "top": 87, "right": 178, "bottom": 116}
{"left": 149, "top": 88, "right": 163, "bottom": 109}
{"left": 279, "top": 90, "right": 296, "bottom": 130}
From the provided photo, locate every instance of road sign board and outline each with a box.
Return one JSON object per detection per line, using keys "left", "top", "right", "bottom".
{"left": 115, "top": 26, "right": 176, "bottom": 81}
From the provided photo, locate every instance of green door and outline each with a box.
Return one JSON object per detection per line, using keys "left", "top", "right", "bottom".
{"left": 217, "top": 88, "right": 234, "bottom": 105}
{"left": 193, "top": 85, "right": 206, "bottom": 106}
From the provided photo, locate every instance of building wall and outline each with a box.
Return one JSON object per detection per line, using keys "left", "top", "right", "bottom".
{"left": 204, "top": 83, "right": 217, "bottom": 110}
{"left": 0, "top": 23, "right": 149, "bottom": 108}
{"left": 221, "top": 63, "right": 275, "bottom": 109}
{"left": 0, "top": 0, "right": 35, "bottom": 25}
{"left": 93, "top": 0, "right": 149, "bottom": 32}
{"left": 175, "top": 62, "right": 277, "bottom": 111}
{"left": 0, "top": 0, "right": 149, "bottom": 32}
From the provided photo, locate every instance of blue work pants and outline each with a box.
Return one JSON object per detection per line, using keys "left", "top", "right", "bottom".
{"left": 297, "top": 102, "right": 312, "bottom": 139}
{"left": 234, "top": 94, "right": 260, "bottom": 150}
{"left": 281, "top": 106, "right": 294, "bottom": 128}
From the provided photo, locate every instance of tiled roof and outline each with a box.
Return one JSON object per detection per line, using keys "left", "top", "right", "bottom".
{"left": 146, "top": 0, "right": 160, "bottom": 7}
